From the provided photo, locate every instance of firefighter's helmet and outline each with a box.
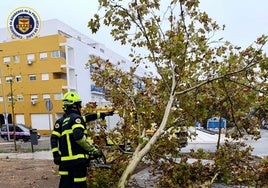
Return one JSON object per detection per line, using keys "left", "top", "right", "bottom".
{"left": 62, "top": 91, "right": 82, "bottom": 108}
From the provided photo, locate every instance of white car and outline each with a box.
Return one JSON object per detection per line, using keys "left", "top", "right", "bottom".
{"left": 0, "top": 124, "right": 40, "bottom": 142}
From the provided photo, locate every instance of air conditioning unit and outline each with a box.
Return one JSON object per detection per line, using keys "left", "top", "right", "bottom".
{"left": 27, "top": 60, "right": 32, "bottom": 65}
{"left": 31, "top": 99, "right": 37, "bottom": 105}
{"left": 4, "top": 61, "right": 10, "bottom": 65}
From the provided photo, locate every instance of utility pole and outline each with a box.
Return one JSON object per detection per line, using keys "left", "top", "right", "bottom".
{"left": 10, "top": 78, "right": 17, "bottom": 151}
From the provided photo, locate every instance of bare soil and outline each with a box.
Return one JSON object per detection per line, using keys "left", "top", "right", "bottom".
{"left": 0, "top": 137, "right": 151, "bottom": 188}
{"left": 0, "top": 158, "right": 59, "bottom": 188}
{"left": 0, "top": 137, "right": 59, "bottom": 188}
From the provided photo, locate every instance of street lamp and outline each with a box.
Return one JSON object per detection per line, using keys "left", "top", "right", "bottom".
{"left": 0, "top": 49, "right": 10, "bottom": 141}
{"left": 75, "top": 74, "right": 78, "bottom": 91}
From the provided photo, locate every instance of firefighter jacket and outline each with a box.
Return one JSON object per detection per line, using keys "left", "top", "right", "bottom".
{"left": 50, "top": 111, "right": 112, "bottom": 166}
{"left": 59, "top": 111, "right": 90, "bottom": 167}
{"left": 50, "top": 115, "right": 65, "bottom": 159}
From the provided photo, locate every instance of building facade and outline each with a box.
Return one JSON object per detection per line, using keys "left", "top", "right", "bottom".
{"left": 0, "top": 19, "right": 129, "bottom": 134}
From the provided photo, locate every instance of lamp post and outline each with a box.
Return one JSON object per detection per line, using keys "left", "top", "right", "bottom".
{"left": 0, "top": 50, "right": 10, "bottom": 141}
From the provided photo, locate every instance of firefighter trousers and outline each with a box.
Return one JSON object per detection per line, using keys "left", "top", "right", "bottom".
{"left": 58, "top": 164, "right": 87, "bottom": 188}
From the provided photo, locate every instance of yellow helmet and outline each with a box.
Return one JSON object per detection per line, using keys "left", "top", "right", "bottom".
{"left": 62, "top": 91, "right": 81, "bottom": 106}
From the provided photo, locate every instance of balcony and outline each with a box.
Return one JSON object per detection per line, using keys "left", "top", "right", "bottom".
{"left": 91, "top": 85, "right": 104, "bottom": 94}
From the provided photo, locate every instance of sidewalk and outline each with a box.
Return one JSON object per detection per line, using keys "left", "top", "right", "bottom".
{"left": 0, "top": 150, "right": 53, "bottom": 160}
{"left": 0, "top": 129, "right": 226, "bottom": 160}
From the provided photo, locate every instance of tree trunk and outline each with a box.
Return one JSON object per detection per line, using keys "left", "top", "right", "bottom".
{"left": 118, "top": 95, "right": 175, "bottom": 188}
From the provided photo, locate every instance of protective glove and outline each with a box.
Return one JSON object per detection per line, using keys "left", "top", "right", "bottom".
{"left": 54, "top": 156, "right": 61, "bottom": 165}
{"left": 53, "top": 152, "right": 61, "bottom": 165}
{"left": 100, "top": 111, "right": 114, "bottom": 120}
{"left": 105, "top": 111, "right": 114, "bottom": 116}
{"left": 91, "top": 146, "right": 102, "bottom": 158}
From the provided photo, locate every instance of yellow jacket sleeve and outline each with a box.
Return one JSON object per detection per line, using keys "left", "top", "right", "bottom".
{"left": 76, "top": 135, "right": 97, "bottom": 153}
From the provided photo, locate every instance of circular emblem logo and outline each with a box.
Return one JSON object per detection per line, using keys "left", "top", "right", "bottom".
{"left": 7, "top": 7, "right": 41, "bottom": 40}
{"left": 55, "top": 123, "right": 60, "bottom": 129}
{"left": 75, "top": 118, "right": 81, "bottom": 124}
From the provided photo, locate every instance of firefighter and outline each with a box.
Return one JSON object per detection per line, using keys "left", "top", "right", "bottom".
{"left": 50, "top": 91, "right": 113, "bottom": 188}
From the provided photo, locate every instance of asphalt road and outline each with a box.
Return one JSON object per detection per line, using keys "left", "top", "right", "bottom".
{"left": 181, "top": 128, "right": 268, "bottom": 158}
{"left": 1, "top": 129, "right": 268, "bottom": 157}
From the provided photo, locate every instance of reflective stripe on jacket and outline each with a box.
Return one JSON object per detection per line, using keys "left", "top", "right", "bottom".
{"left": 60, "top": 112, "right": 89, "bottom": 166}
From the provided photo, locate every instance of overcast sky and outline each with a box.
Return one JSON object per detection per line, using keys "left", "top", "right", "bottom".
{"left": 1, "top": 0, "right": 268, "bottom": 58}
{"left": 199, "top": 0, "right": 268, "bottom": 48}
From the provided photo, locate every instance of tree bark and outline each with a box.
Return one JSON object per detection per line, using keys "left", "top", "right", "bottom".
{"left": 118, "top": 95, "right": 175, "bottom": 188}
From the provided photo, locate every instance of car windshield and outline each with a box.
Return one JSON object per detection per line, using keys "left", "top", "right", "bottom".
{"left": 1, "top": 124, "right": 31, "bottom": 132}
{"left": 17, "top": 124, "right": 30, "bottom": 132}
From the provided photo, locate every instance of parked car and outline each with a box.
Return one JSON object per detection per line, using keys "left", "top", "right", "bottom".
{"left": 0, "top": 124, "right": 40, "bottom": 142}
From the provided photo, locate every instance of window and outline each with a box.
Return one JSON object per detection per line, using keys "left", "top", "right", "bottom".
{"left": 30, "top": 95, "right": 38, "bottom": 101}
{"left": 13, "top": 55, "right": 19, "bottom": 63}
{"left": 17, "top": 95, "right": 23, "bottom": 101}
{"left": 27, "top": 54, "right": 35, "bottom": 61}
{"left": 29, "top": 75, "right": 36, "bottom": 81}
{"left": 15, "top": 76, "right": 22, "bottom": 82}
{"left": 40, "top": 52, "right": 47, "bottom": 60}
{"left": 51, "top": 51, "right": 60, "bottom": 58}
{"left": 16, "top": 126, "right": 23, "bottom": 132}
{"left": 26, "top": 54, "right": 35, "bottom": 65}
{"left": 6, "top": 77, "right": 12, "bottom": 83}
{"left": 3, "top": 57, "right": 10, "bottom": 65}
{"left": 60, "top": 51, "right": 66, "bottom": 59}
{"left": 43, "top": 94, "right": 50, "bottom": 100}
{"left": 41, "top": 73, "right": 49, "bottom": 80}
{"left": 0, "top": 96, "right": 3, "bottom": 102}
{"left": 51, "top": 51, "right": 66, "bottom": 59}
{"left": 54, "top": 93, "right": 62, "bottom": 100}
